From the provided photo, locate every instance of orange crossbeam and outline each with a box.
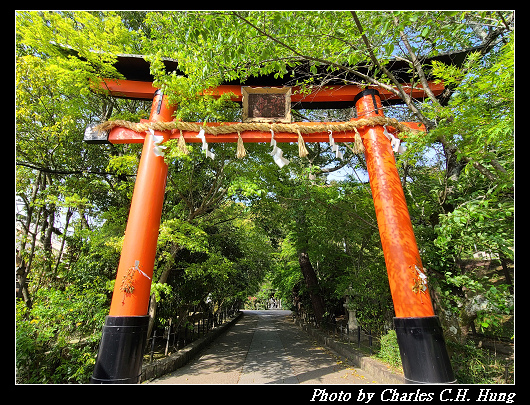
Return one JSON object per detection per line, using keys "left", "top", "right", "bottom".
{"left": 95, "top": 78, "right": 445, "bottom": 103}
{"left": 96, "top": 79, "right": 157, "bottom": 99}
{"left": 107, "top": 120, "right": 425, "bottom": 144}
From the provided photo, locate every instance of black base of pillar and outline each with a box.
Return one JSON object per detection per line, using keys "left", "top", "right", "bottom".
{"left": 90, "top": 315, "right": 149, "bottom": 384}
{"left": 394, "top": 316, "right": 456, "bottom": 384}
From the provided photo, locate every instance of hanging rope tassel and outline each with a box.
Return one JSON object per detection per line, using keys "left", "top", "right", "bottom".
{"left": 177, "top": 130, "right": 189, "bottom": 155}
{"left": 297, "top": 129, "right": 309, "bottom": 158}
{"left": 353, "top": 128, "right": 365, "bottom": 154}
{"left": 236, "top": 131, "right": 246, "bottom": 159}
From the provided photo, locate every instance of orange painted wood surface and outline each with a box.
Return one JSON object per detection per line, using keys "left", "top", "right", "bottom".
{"left": 355, "top": 91, "right": 435, "bottom": 318}
{"left": 108, "top": 92, "right": 174, "bottom": 317}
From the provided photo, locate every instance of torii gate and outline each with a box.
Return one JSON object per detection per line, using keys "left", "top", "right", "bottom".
{"left": 87, "top": 53, "right": 460, "bottom": 384}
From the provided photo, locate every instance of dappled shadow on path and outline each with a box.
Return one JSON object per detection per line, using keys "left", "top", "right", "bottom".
{"left": 151, "top": 313, "right": 257, "bottom": 384}
{"left": 271, "top": 312, "right": 369, "bottom": 384}
{"left": 150, "top": 310, "right": 374, "bottom": 384}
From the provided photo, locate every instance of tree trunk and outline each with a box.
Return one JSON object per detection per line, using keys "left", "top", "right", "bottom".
{"left": 16, "top": 171, "right": 49, "bottom": 309}
{"left": 146, "top": 293, "right": 157, "bottom": 340}
{"left": 298, "top": 249, "right": 326, "bottom": 323}
{"left": 146, "top": 243, "right": 182, "bottom": 340}
{"left": 53, "top": 207, "right": 73, "bottom": 280}
{"left": 16, "top": 260, "right": 32, "bottom": 309}
{"left": 499, "top": 253, "right": 514, "bottom": 295}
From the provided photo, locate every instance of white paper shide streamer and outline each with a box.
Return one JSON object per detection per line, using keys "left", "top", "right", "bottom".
{"left": 150, "top": 129, "right": 167, "bottom": 157}
{"left": 197, "top": 128, "right": 215, "bottom": 160}
{"left": 133, "top": 260, "right": 151, "bottom": 280}
{"left": 328, "top": 130, "right": 344, "bottom": 160}
{"left": 269, "top": 129, "right": 289, "bottom": 168}
{"left": 383, "top": 125, "right": 406, "bottom": 154}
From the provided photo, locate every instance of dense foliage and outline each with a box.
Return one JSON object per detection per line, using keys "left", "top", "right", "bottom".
{"left": 16, "top": 11, "right": 513, "bottom": 383}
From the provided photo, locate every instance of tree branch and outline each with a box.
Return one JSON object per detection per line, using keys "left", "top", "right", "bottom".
{"left": 350, "top": 11, "right": 435, "bottom": 129}
{"left": 438, "top": 12, "right": 514, "bottom": 106}
{"left": 469, "top": 159, "right": 497, "bottom": 182}
{"left": 320, "top": 159, "right": 349, "bottom": 173}
{"left": 16, "top": 161, "right": 135, "bottom": 177}
{"left": 231, "top": 11, "right": 401, "bottom": 96}
{"left": 394, "top": 16, "right": 440, "bottom": 105}
{"left": 478, "top": 12, "right": 514, "bottom": 56}
{"left": 497, "top": 11, "right": 512, "bottom": 32}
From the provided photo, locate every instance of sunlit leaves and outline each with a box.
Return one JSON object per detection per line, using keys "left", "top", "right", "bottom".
{"left": 429, "top": 35, "right": 514, "bottom": 172}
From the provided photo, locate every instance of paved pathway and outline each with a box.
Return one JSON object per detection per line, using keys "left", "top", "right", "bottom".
{"left": 149, "top": 310, "right": 377, "bottom": 384}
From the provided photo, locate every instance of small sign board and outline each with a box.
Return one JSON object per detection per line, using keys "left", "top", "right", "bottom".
{"left": 242, "top": 87, "right": 291, "bottom": 123}
{"left": 84, "top": 124, "right": 110, "bottom": 144}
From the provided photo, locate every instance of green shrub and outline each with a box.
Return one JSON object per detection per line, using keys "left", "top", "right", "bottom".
{"left": 376, "top": 329, "right": 403, "bottom": 372}
{"left": 16, "top": 284, "right": 108, "bottom": 383}
{"left": 446, "top": 340, "right": 513, "bottom": 384}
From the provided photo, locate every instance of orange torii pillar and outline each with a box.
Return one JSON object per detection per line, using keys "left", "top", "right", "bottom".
{"left": 91, "top": 90, "right": 174, "bottom": 383}
{"left": 354, "top": 89, "right": 454, "bottom": 384}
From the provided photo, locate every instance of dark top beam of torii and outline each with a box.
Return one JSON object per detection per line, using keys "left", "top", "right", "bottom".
{"left": 96, "top": 46, "right": 478, "bottom": 108}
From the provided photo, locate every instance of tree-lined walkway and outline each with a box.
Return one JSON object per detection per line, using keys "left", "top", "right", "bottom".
{"left": 149, "top": 310, "right": 377, "bottom": 384}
